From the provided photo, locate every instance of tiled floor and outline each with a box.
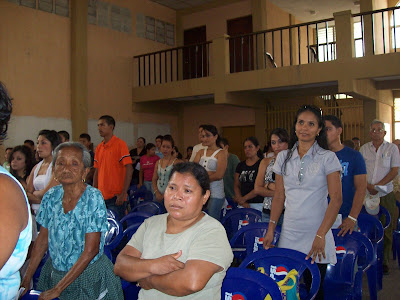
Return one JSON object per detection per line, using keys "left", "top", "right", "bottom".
{"left": 362, "top": 256, "right": 400, "bottom": 299}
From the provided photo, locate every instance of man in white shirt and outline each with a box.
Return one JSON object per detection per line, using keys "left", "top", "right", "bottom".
{"left": 360, "top": 119, "right": 400, "bottom": 274}
{"left": 189, "top": 124, "right": 208, "bottom": 162}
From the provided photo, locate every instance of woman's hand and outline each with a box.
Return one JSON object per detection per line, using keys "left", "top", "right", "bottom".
{"left": 20, "top": 277, "right": 32, "bottom": 297}
{"left": 306, "top": 235, "right": 326, "bottom": 264}
{"left": 150, "top": 250, "right": 185, "bottom": 275}
{"left": 38, "top": 288, "right": 61, "bottom": 300}
{"left": 267, "top": 182, "right": 276, "bottom": 191}
{"left": 263, "top": 229, "right": 275, "bottom": 250}
{"left": 137, "top": 277, "right": 152, "bottom": 290}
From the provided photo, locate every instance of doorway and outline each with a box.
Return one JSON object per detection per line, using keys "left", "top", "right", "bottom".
{"left": 227, "top": 15, "right": 253, "bottom": 73}
{"left": 221, "top": 125, "right": 255, "bottom": 161}
{"left": 183, "top": 26, "right": 207, "bottom": 79}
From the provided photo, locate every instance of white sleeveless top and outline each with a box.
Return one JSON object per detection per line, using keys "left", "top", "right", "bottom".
{"left": 199, "top": 149, "right": 225, "bottom": 199}
{"left": 32, "top": 160, "right": 53, "bottom": 213}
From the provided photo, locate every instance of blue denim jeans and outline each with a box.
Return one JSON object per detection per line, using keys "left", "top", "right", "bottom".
{"left": 207, "top": 197, "right": 225, "bottom": 221}
{"left": 105, "top": 196, "right": 127, "bottom": 220}
{"left": 143, "top": 181, "right": 156, "bottom": 201}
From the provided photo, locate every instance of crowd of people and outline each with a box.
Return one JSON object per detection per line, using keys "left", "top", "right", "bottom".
{"left": 1, "top": 78, "right": 400, "bottom": 300}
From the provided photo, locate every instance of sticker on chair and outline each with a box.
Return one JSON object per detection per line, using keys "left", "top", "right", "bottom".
{"left": 224, "top": 292, "right": 247, "bottom": 300}
{"left": 238, "top": 219, "right": 249, "bottom": 230}
{"left": 253, "top": 236, "right": 264, "bottom": 253}
{"left": 336, "top": 245, "right": 346, "bottom": 256}
{"left": 269, "top": 265, "right": 288, "bottom": 280}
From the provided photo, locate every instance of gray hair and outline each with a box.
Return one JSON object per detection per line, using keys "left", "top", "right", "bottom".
{"left": 52, "top": 142, "right": 92, "bottom": 168}
{"left": 370, "top": 119, "right": 385, "bottom": 129}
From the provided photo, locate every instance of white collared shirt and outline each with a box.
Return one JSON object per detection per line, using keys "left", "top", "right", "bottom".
{"left": 360, "top": 141, "right": 400, "bottom": 196}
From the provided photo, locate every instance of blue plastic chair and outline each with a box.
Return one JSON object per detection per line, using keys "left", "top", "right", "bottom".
{"left": 357, "top": 213, "right": 384, "bottom": 297}
{"left": 129, "top": 185, "right": 153, "bottom": 208}
{"left": 107, "top": 208, "right": 118, "bottom": 219}
{"left": 393, "top": 201, "right": 400, "bottom": 261}
{"left": 221, "top": 208, "right": 262, "bottom": 240}
{"left": 221, "top": 267, "right": 283, "bottom": 300}
{"left": 20, "top": 290, "right": 60, "bottom": 299}
{"left": 131, "top": 201, "right": 164, "bottom": 215}
{"left": 394, "top": 230, "right": 400, "bottom": 268}
{"left": 120, "top": 211, "right": 153, "bottom": 228}
{"left": 104, "top": 217, "right": 124, "bottom": 262}
{"left": 323, "top": 229, "right": 375, "bottom": 300}
{"left": 229, "top": 222, "right": 281, "bottom": 260}
{"left": 239, "top": 248, "right": 321, "bottom": 300}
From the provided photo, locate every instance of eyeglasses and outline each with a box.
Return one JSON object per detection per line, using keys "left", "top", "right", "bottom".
{"left": 370, "top": 129, "right": 385, "bottom": 133}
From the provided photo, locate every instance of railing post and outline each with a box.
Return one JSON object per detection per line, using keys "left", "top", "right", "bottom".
{"left": 334, "top": 10, "right": 355, "bottom": 60}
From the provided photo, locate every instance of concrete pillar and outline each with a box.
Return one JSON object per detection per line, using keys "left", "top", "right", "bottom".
{"left": 71, "top": 0, "right": 88, "bottom": 140}
{"left": 333, "top": 10, "right": 355, "bottom": 60}
{"left": 212, "top": 35, "right": 230, "bottom": 104}
{"left": 360, "top": 0, "right": 374, "bottom": 56}
{"left": 252, "top": 0, "right": 268, "bottom": 69}
{"left": 255, "top": 103, "right": 267, "bottom": 149}
{"left": 363, "top": 99, "right": 377, "bottom": 142}
{"left": 176, "top": 12, "right": 184, "bottom": 81}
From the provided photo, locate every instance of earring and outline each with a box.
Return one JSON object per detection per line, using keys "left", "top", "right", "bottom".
{"left": 54, "top": 177, "right": 58, "bottom": 182}
{"left": 82, "top": 178, "right": 86, "bottom": 183}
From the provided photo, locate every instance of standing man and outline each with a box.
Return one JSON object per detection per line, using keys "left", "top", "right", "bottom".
{"left": 219, "top": 137, "right": 240, "bottom": 200}
{"left": 155, "top": 135, "right": 163, "bottom": 159}
{"left": 94, "top": 115, "right": 133, "bottom": 220}
{"left": 352, "top": 137, "right": 361, "bottom": 151}
{"left": 324, "top": 115, "right": 367, "bottom": 236}
{"left": 360, "top": 119, "right": 400, "bottom": 274}
{"left": 189, "top": 124, "right": 208, "bottom": 162}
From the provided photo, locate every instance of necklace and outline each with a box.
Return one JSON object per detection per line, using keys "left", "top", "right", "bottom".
{"left": 159, "top": 156, "right": 173, "bottom": 188}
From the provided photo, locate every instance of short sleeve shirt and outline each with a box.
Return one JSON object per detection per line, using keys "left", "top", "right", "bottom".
{"left": 140, "top": 155, "right": 160, "bottom": 181}
{"left": 36, "top": 185, "right": 108, "bottom": 271}
{"left": 94, "top": 135, "right": 132, "bottom": 199}
{"left": 235, "top": 159, "right": 264, "bottom": 203}
{"left": 128, "top": 213, "right": 233, "bottom": 300}
{"left": 360, "top": 141, "right": 400, "bottom": 195}
{"left": 335, "top": 146, "right": 367, "bottom": 218}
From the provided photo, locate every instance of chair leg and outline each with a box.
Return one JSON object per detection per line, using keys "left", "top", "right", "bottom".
{"left": 366, "top": 264, "right": 378, "bottom": 300}
{"left": 394, "top": 231, "right": 400, "bottom": 269}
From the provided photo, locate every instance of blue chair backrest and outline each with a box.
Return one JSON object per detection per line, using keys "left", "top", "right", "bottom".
{"left": 107, "top": 209, "right": 118, "bottom": 219}
{"left": 325, "top": 229, "right": 375, "bottom": 285}
{"left": 229, "top": 222, "right": 281, "bottom": 257}
{"left": 104, "top": 217, "right": 123, "bottom": 250}
{"left": 221, "top": 267, "right": 283, "bottom": 300}
{"left": 120, "top": 211, "right": 153, "bottom": 228}
{"left": 131, "top": 201, "right": 163, "bottom": 215}
{"left": 360, "top": 205, "right": 391, "bottom": 230}
{"left": 129, "top": 185, "right": 149, "bottom": 207}
{"left": 221, "top": 208, "right": 262, "bottom": 240}
{"left": 20, "top": 290, "right": 60, "bottom": 300}
{"left": 239, "top": 248, "right": 321, "bottom": 300}
{"left": 123, "top": 222, "right": 142, "bottom": 241}
{"left": 396, "top": 201, "right": 400, "bottom": 230}
{"left": 357, "top": 213, "right": 384, "bottom": 244}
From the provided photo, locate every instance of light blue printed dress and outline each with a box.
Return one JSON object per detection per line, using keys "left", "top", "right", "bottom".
{"left": 0, "top": 166, "right": 32, "bottom": 299}
{"left": 36, "top": 185, "right": 107, "bottom": 271}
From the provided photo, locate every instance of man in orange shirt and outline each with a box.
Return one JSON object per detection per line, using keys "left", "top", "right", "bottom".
{"left": 94, "top": 115, "right": 133, "bottom": 219}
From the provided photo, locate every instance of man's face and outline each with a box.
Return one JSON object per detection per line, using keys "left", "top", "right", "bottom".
{"left": 155, "top": 138, "right": 162, "bottom": 149}
{"left": 324, "top": 120, "right": 341, "bottom": 146}
{"left": 137, "top": 138, "right": 145, "bottom": 148}
{"left": 352, "top": 139, "right": 361, "bottom": 150}
{"left": 97, "top": 119, "right": 113, "bottom": 138}
{"left": 369, "top": 123, "right": 386, "bottom": 143}
{"left": 79, "top": 138, "right": 91, "bottom": 150}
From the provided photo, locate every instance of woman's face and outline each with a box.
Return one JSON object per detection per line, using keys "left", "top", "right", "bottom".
{"left": 161, "top": 141, "right": 173, "bottom": 157}
{"left": 201, "top": 130, "right": 217, "bottom": 147}
{"left": 164, "top": 172, "right": 210, "bottom": 221}
{"left": 54, "top": 147, "right": 88, "bottom": 185}
{"left": 147, "top": 147, "right": 156, "bottom": 156}
{"left": 295, "top": 111, "right": 321, "bottom": 143}
{"left": 244, "top": 140, "right": 259, "bottom": 159}
{"left": 37, "top": 135, "right": 53, "bottom": 159}
{"left": 137, "top": 138, "right": 145, "bottom": 148}
{"left": 270, "top": 134, "right": 288, "bottom": 155}
{"left": 11, "top": 151, "right": 27, "bottom": 172}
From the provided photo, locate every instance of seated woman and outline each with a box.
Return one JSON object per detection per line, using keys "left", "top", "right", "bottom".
{"left": 0, "top": 82, "right": 32, "bottom": 300}
{"left": 115, "top": 162, "right": 233, "bottom": 299}
{"left": 9, "top": 145, "right": 35, "bottom": 189}
{"left": 21, "top": 142, "right": 123, "bottom": 300}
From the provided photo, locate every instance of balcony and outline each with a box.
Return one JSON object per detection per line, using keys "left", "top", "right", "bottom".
{"left": 132, "top": 6, "right": 400, "bottom": 109}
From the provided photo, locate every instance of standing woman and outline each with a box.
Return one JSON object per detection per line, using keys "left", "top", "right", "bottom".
{"left": 138, "top": 143, "right": 159, "bottom": 198}
{"left": 26, "top": 130, "right": 61, "bottom": 214}
{"left": 234, "top": 137, "right": 264, "bottom": 211}
{"left": 263, "top": 105, "right": 342, "bottom": 299}
{"left": 130, "top": 137, "right": 147, "bottom": 185}
{"left": 152, "top": 135, "right": 182, "bottom": 202}
{"left": 9, "top": 145, "right": 35, "bottom": 189}
{"left": 194, "top": 125, "right": 227, "bottom": 220}
{"left": 254, "top": 128, "right": 289, "bottom": 222}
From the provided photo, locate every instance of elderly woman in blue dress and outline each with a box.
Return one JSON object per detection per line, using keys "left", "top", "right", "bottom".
{"left": 263, "top": 105, "right": 342, "bottom": 300}
{"left": 21, "top": 142, "right": 123, "bottom": 300}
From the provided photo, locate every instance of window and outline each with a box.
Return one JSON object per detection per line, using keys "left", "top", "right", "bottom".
{"left": 391, "top": 4, "right": 400, "bottom": 49}
{"left": 394, "top": 98, "right": 400, "bottom": 140}
{"left": 354, "top": 21, "right": 364, "bottom": 57}
{"left": 317, "top": 26, "right": 336, "bottom": 62}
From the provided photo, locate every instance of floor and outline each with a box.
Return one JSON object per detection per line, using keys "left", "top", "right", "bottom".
{"left": 362, "top": 255, "right": 400, "bottom": 299}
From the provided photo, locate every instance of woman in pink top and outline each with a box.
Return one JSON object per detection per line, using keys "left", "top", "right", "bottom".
{"left": 139, "top": 143, "right": 160, "bottom": 199}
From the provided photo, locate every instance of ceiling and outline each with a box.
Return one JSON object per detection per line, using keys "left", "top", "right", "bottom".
{"left": 151, "top": 0, "right": 361, "bottom": 22}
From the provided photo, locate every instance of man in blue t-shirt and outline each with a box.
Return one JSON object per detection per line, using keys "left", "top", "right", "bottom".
{"left": 324, "top": 115, "right": 367, "bottom": 236}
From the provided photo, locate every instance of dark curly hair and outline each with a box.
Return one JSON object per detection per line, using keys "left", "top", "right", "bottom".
{"left": 0, "top": 82, "right": 12, "bottom": 144}
{"left": 8, "top": 145, "right": 35, "bottom": 182}
{"left": 38, "top": 129, "right": 62, "bottom": 150}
